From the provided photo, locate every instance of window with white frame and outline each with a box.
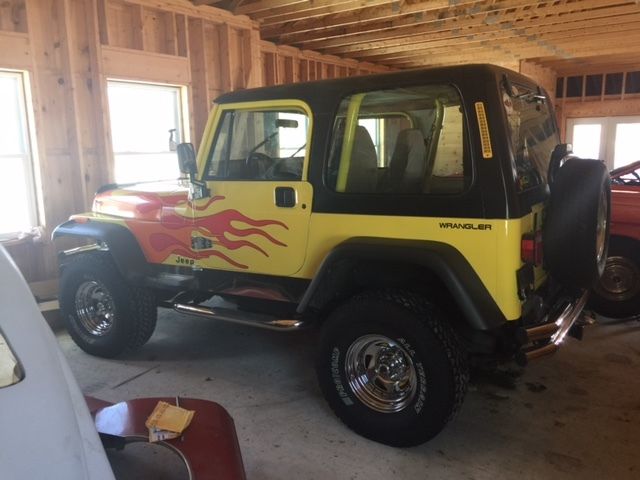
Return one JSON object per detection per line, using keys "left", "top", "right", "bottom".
{"left": 107, "top": 80, "right": 188, "bottom": 184}
{"left": 567, "top": 116, "right": 640, "bottom": 170}
{"left": 0, "top": 70, "right": 38, "bottom": 238}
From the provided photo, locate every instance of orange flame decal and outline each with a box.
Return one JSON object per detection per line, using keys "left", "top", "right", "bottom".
{"left": 119, "top": 194, "right": 288, "bottom": 269}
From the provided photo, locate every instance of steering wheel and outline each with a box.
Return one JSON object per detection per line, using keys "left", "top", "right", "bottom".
{"left": 264, "top": 158, "right": 300, "bottom": 180}
{"left": 245, "top": 152, "right": 272, "bottom": 178}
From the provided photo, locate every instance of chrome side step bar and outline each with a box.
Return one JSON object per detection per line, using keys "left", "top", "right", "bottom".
{"left": 518, "top": 290, "right": 589, "bottom": 364}
{"left": 173, "top": 303, "right": 307, "bottom": 331}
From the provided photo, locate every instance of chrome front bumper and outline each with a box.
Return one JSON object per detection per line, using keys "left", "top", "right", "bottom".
{"left": 519, "top": 290, "right": 589, "bottom": 363}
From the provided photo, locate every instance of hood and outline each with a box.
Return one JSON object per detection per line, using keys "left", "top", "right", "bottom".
{"left": 92, "top": 181, "right": 189, "bottom": 221}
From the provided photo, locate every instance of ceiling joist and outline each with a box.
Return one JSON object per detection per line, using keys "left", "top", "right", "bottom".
{"left": 192, "top": 0, "right": 640, "bottom": 75}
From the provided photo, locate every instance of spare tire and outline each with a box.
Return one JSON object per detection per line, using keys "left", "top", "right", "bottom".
{"left": 543, "top": 158, "right": 610, "bottom": 289}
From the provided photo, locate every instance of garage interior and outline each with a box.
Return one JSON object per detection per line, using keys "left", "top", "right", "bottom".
{"left": 1, "top": 0, "right": 640, "bottom": 478}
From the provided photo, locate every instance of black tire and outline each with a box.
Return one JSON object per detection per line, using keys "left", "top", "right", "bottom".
{"left": 59, "top": 253, "right": 157, "bottom": 358}
{"left": 543, "top": 158, "right": 610, "bottom": 289}
{"left": 589, "top": 236, "right": 640, "bottom": 318}
{"left": 316, "top": 290, "right": 468, "bottom": 447}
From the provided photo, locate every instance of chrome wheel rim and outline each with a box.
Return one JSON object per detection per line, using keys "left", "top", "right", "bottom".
{"left": 596, "top": 188, "right": 608, "bottom": 268}
{"left": 75, "top": 280, "right": 116, "bottom": 336}
{"left": 344, "top": 334, "right": 417, "bottom": 413}
{"left": 595, "top": 256, "right": 640, "bottom": 302}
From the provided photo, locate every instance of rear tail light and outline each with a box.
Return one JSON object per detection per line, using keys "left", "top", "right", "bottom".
{"left": 521, "top": 231, "right": 543, "bottom": 266}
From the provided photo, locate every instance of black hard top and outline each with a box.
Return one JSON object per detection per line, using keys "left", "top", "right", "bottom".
{"left": 214, "top": 64, "right": 536, "bottom": 108}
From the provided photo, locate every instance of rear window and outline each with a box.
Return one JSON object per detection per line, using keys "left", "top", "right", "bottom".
{"left": 502, "top": 82, "right": 559, "bottom": 191}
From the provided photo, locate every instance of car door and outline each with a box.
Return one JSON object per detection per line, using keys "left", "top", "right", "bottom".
{"left": 190, "top": 100, "right": 313, "bottom": 276}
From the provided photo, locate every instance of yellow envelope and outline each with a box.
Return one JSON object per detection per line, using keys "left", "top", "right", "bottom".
{"left": 145, "top": 401, "right": 195, "bottom": 434}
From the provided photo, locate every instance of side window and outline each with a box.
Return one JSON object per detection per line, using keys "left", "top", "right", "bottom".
{"left": 327, "top": 85, "right": 467, "bottom": 194}
{"left": 206, "top": 107, "right": 309, "bottom": 181}
{"left": 107, "top": 80, "right": 188, "bottom": 184}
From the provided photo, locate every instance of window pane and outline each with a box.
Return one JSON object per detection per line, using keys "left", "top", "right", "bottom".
{"left": 585, "top": 75, "right": 603, "bottom": 97}
{"left": 614, "top": 123, "right": 640, "bottom": 169}
{"left": 605, "top": 73, "right": 623, "bottom": 95}
{"left": 572, "top": 124, "right": 601, "bottom": 159}
{"left": 0, "top": 74, "right": 27, "bottom": 156}
{"left": 0, "top": 70, "right": 37, "bottom": 236}
{"left": 206, "top": 108, "right": 308, "bottom": 181}
{"left": 0, "top": 155, "right": 35, "bottom": 233}
{"left": 107, "top": 81, "right": 183, "bottom": 183}
{"left": 114, "top": 153, "right": 182, "bottom": 184}
{"left": 625, "top": 72, "right": 640, "bottom": 94}
{"left": 328, "top": 85, "right": 466, "bottom": 194}
{"left": 566, "top": 76, "right": 582, "bottom": 97}
{"left": 555, "top": 77, "right": 564, "bottom": 99}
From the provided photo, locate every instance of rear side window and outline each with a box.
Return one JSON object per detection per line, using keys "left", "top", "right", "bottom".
{"left": 326, "top": 85, "right": 467, "bottom": 195}
{"left": 206, "top": 107, "right": 309, "bottom": 181}
{"left": 502, "top": 82, "right": 559, "bottom": 191}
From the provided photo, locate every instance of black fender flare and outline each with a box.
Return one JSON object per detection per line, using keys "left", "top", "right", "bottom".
{"left": 297, "top": 237, "right": 507, "bottom": 331}
{"left": 52, "top": 220, "right": 150, "bottom": 282}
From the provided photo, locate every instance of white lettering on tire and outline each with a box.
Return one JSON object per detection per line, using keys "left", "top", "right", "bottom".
{"left": 414, "top": 362, "right": 427, "bottom": 414}
{"left": 331, "top": 347, "right": 353, "bottom": 406}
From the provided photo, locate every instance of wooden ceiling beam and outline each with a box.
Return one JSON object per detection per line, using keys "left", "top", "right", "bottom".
{"left": 375, "top": 26, "right": 640, "bottom": 66}
{"left": 316, "top": 2, "right": 640, "bottom": 55}
{"left": 236, "top": 0, "right": 390, "bottom": 19}
{"left": 349, "top": 12, "right": 640, "bottom": 63}
{"left": 235, "top": 0, "right": 307, "bottom": 15}
{"left": 265, "top": 0, "right": 552, "bottom": 46}
{"left": 534, "top": 54, "right": 640, "bottom": 76}
{"left": 385, "top": 34, "right": 640, "bottom": 68}
{"left": 259, "top": 0, "right": 489, "bottom": 37}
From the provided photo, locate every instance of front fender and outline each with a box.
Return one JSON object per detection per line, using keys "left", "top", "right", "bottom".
{"left": 52, "top": 220, "right": 150, "bottom": 282}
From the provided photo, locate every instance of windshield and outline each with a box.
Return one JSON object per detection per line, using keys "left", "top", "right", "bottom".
{"left": 502, "top": 82, "right": 559, "bottom": 191}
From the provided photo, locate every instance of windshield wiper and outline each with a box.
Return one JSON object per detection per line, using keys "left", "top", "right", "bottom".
{"left": 503, "top": 74, "right": 546, "bottom": 103}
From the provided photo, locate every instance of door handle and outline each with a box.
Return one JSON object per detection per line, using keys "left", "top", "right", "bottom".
{"left": 275, "top": 186, "right": 296, "bottom": 208}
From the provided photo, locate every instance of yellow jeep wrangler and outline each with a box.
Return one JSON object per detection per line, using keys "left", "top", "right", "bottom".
{"left": 54, "top": 64, "right": 610, "bottom": 446}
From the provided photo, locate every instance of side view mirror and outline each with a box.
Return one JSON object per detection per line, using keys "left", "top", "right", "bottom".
{"left": 177, "top": 142, "right": 209, "bottom": 201}
{"left": 177, "top": 142, "right": 197, "bottom": 176}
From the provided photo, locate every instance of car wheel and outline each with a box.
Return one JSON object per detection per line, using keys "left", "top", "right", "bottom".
{"left": 543, "top": 158, "right": 611, "bottom": 289}
{"left": 316, "top": 290, "right": 468, "bottom": 447}
{"left": 59, "top": 253, "right": 157, "bottom": 358}
{"left": 590, "top": 236, "right": 640, "bottom": 319}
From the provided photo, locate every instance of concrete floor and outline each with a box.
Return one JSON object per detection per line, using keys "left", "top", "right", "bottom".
{"left": 57, "top": 309, "right": 640, "bottom": 480}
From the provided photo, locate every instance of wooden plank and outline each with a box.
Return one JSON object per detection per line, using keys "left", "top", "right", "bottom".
{"left": 101, "top": 45, "right": 191, "bottom": 84}
{"left": 175, "top": 13, "right": 187, "bottom": 56}
{"left": 105, "top": 0, "right": 144, "bottom": 50}
{"left": 96, "top": 0, "right": 109, "bottom": 44}
{"left": 187, "top": 17, "right": 209, "bottom": 147}
{"left": 262, "top": 51, "right": 276, "bottom": 86}
{"left": 296, "top": 0, "right": 639, "bottom": 54}
{"left": 0, "top": 0, "right": 28, "bottom": 33}
{"left": 356, "top": 21, "right": 640, "bottom": 66}
{"left": 142, "top": 6, "right": 175, "bottom": 55}
{"left": 261, "top": 0, "right": 514, "bottom": 40}
{"left": 132, "top": 0, "right": 258, "bottom": 29}
{"left": 0, "top": 32, "right": 31, "bottom": 68}
{"left": 218, "top": 23, "right": 232, "bottom": 91}
{"left": 245, "top": 27, "right": 262, "bottom": 88}
{"left": 227, "top": 26, "right": 243, "bottom": 90}
{"left": 351, "top": 16, "right": 640, "bottom": 65}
